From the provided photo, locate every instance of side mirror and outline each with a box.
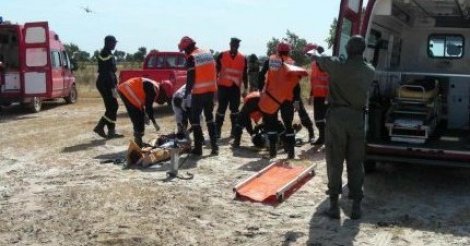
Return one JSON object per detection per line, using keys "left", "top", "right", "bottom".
{"left": 69, "top": 60, "right": 78, "bottom": 71}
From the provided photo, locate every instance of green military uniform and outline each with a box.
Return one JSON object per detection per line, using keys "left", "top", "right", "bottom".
{"left": 316, "top": 55, "right": 375, "bottom": 201}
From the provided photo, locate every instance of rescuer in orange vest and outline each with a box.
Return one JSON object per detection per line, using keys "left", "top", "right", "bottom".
{"left": 215, "top": 37, "right": 248, "bottom": 139}
{"left": 258, "top": 42, "right": 308, "bottom": 159}
{"left": 232, "top": 91, "right": 263, "bottom": 147}
{"left": 117, "top": 77, "right": 161, "bottom": 147}
{"left": 309, "top": 45, "right": 329, "bottom": 145}
{"left": 178, "top": 36, "right": 218, "bottom": 156}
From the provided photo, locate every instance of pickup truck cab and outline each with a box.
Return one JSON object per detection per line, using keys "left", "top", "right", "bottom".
{"left": 119, "top": 50, "right": 187, "bottom": 104}
{"left": 0, "top": 21, "right": 77, "bottom": 112}
{"left": 335, "top": 0, "right": 470, "bottom": 168}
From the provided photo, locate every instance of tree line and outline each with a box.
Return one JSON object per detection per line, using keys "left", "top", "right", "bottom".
{"left": 65, "top": 22, "right": 337, "bottom": 68}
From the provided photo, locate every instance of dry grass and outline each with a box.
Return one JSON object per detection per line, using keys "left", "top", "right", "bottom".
{"left": 75, "top": 62, "right": 141, "bottom": 98}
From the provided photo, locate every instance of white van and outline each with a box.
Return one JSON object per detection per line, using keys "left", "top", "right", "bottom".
{"left": 335, "top": 0, "right": 470, "bottom": 168}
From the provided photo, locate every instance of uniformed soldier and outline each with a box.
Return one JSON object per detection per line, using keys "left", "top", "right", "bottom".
{"left": 171, "top": 84, "right": 191, "bottom": 139}
{"left": 215, "top": 37, "right": 248, "bottom": 139}
{"left": 258, "top": 42, "right": 308, "bottom": 159}
{"left": 178, "top": 36, "right": 218, "bottom": 156}
{"left": 93, "top": 35, "right": 123, "bottom": 139}
{"left": 311, "top": 36, "right": 375, "bottom": 220}
{"left": 247, "top": 54, "right": 260, "bottom": 91}
{"left": 117, "top": 77, "right": 161, "bottom": 147}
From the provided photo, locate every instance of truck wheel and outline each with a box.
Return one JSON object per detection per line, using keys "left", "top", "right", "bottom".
{"left": 64, "top": 85, "right": 78, "bottom": 104}
{"left": 28, "top": 97, "right": 42, "bottom": 113}
{"left": 364, "top": 160, "right": 377, "bottom": 173}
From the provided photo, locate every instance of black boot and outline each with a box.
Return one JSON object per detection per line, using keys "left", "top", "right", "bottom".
{"left": 107, "top": 123, "right": 124, "bottom": 139}
{"left": 284, "top": 133, "right": 296, "bottom": 159}
{"left": 327, "top": 195, "right": 340, "bottom": 219}
{"left": 232, "top": 125, "right": 243, "bottom": 148}
{"left": 191, "top": 125, "right": 203, "bottom": 156}
{"left": 215, "top": 114, "right": 224, "bottom": 139}
{"left": 314, "top": 122, "right": 325, "bottom": 145}
{"left": 93, "top": 117, "right": 107, "bottom": 139}
{"left": 351, "top": 199, "right": 362, "bottom": 220}
{"left": 207, "top": 122, "right": 219, "bottom": 156}
{"left": 305, "top": 123, "right": 315, "bottom": 145}
{"left": 268, "top": 133, "right": 278, "bottom": 158}
{"left": 229, "top": 113, "right": 238, "bottom": 138}
{"left": 133, "top": 132, "right": 144, "bottom": 148}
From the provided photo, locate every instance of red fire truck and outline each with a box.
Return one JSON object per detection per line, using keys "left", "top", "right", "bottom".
{"left": 0, "top": 21, "right": 77, "bottom": 112}
{"left": 119, "top": 50, "right": 187, "bottom": 104}
{"left": 335, "top": 0, "right": 470, "bottom": 168}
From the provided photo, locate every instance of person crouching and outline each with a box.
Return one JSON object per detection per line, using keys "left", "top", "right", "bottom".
{"left": 118, "top": 77, "right": 161, "bottom": 147}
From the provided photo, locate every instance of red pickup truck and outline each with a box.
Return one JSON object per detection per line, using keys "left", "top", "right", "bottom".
{"left": 119, "top": 50, "right": 187, "bottom": 104}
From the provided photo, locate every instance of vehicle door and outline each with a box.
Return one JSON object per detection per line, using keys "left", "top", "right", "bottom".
{"left": 334, "top": 0, "right": 366, "bottom": 58}
{"left": 22, "top": 22, "right": 52, "bottom": 97}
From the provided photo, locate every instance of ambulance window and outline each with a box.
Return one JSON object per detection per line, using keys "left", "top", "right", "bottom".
{"left": 428, "top": 34, "right": 464, "bottom": 59}
{"left": 61, "top": 51, "right": 70, "bottom": 68}
{"left": 50, "top": 51, "right": 61, "bottom": 68}
{"left": 26, "top": 48, "right": 48, "bottom": 67}
{"left": 25, "top": 27, "right": 46, "bottom": 44}
{"left": 338, "top": 19, "right": 353, "bottom": 60}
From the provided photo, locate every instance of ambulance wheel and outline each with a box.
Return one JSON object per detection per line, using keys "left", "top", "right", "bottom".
{"left": 28, "top": 97, "right": 42, "bottom": 113}
{"left": 364, "top": 160, "right": 377, "bottom": 173}
{"left": 64, "top": 85, "right": 78, "bottom": 104}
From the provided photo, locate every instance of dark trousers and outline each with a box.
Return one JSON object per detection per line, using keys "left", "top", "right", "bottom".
{"left": 190, "top": 93, "right": 217, "bottom": 149}
{"left": 297, "top": 99, "right": 314, "bottom": 137}
{"left": 263, "top": 102, "right": 295, "bottom": 157}
{"left": 325, "top": 107, "right": 365, "bottom": 200}
{"left": 314, "top": 97, "right": 328, "bottom": 139}
{"left": 233, "top": 98, "right": 259, "bottom": 140}
{"left": 96, "top": 82, "right": 119, "bottom": 127}
{"left": 216, "top": 85, "right": 241, "bottom": 133}
{"left": 120, "top": 93, "right": 145, "bottom": 137}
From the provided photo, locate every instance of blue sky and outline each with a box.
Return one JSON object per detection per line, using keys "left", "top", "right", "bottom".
{"left": 1, "top": 0, "right": 341, "bottom": 56}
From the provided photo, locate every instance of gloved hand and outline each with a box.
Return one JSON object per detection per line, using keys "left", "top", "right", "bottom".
{"left": 293, "top": 101, "right": 300, "bottom": 112}
{"left": 153, "top": 121, "right": 160, "bottom": 132}
{"left": 111, "top": 88, "right": 119, "bottom": 98}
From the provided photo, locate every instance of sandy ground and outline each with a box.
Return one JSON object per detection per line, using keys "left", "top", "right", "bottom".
{"left": 1, "top": 98, "right": 469, "bottom": 246}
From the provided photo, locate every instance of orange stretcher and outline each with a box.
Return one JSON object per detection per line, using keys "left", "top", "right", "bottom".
{"left": 233, "top": 161, "right": 315, "bottom": 205}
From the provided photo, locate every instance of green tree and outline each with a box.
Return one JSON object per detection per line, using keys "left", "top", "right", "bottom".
{"left": 266, "top": 30, "right": 310, "bottom": 66}
{"left": 325, "top": 18, "right": 338, "bottom": 49}
{"left": 113, "top": 50, "right": 126, "bottom": 62}
{"left": 133, "top": 47, "right": 147, "bottom": 62}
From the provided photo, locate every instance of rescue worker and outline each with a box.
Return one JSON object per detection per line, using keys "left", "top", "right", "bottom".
{"left": 232, "top": 91, "right": 263, "bottom": 147}
{"left": 179, "top": 36, "right": 218, "bottom": 156}
{"left": 93, "top": 35, "right": 123, "bottom": 139}
{"left": 247, "top": 54, "right": 260, "bottom": 91}
{"left": 258, "top": 42, "right": 308, "bottom": 159}
{"left": 117, "top": 77, "right": 161, "bottom": 147}
{"left": 258, "top": 44, "right": 315, "bottom": 147}
{"left": 309, "top": 45, "right": 329, "bottom": 145}
{"left": 309, "top": 36, "right": 375, "bottom": 220}
{"left": 215, "top": 37, "right": 248, "bottom": 139}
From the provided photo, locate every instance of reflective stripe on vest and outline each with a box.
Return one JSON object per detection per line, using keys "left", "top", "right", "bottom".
{"left": 258, "top": 55, "right": 298, "bottom": 114}
{"left": 191, "top": 49, "right": 217, "bottom": 94}
{"left": 218, "top": 51, "right": 245, "bottom": 87}
{"left": 98, "top": 55, "right": 113, "bottom": 61}
{"left": 118, "top": 77, "right": 160, "bottom": 109}
{"left": 310, "top": 62, "right": 329, "bottom": 97}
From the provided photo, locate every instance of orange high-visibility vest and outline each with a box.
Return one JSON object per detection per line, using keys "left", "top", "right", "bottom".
{"left": 258, "top": 54, "right": 301, "bottom": 114}
{"left": 243, "top": 91, "right": 262, "bottom": 123}
{"left": 118, "top": 77, "right": 160, "bottom": 109}
{"left": 310, "top": 61, "right": 329, "bottom": 98}
{"left": 218, "top": 51, "right": 246, "bottom": 87}
{"left": 190, "top": 49, "right": 217, "bottom": 95}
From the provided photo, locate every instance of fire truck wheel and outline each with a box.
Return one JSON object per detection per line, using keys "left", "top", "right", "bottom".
{"left": 64, "top": 85, "right": 78, "bottom": 104}
{"left": 27, "top": 97, "right": 42, "bottom": 113}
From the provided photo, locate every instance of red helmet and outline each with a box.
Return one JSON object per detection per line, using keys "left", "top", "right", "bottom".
{"left": 178, "top": 36, "right": 195, "bottom": 51}
{"left": 277, "top": 42, "right": 291, "bottom": 52}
